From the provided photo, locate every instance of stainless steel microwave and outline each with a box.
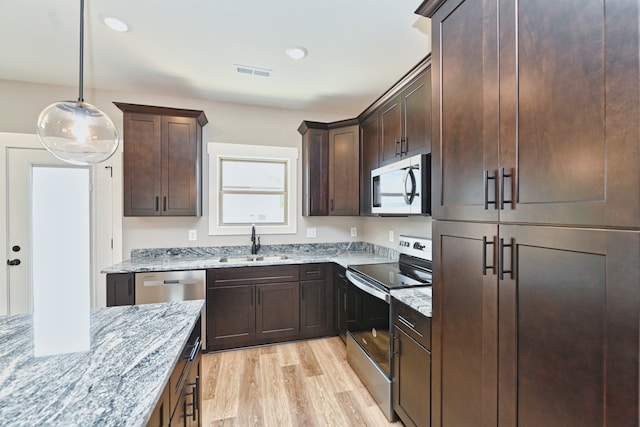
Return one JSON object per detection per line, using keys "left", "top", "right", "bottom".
{"left": 371, "top": 154, "right": 431, "bottom": 215}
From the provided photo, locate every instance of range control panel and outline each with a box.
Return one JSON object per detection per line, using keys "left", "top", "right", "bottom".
{"left": 397, "top": 235, "right": 432, "bottom": 260}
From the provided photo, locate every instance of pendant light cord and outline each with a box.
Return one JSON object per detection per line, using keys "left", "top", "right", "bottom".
{"left": 78, "top": 0, "right": 84, "bottom": 102}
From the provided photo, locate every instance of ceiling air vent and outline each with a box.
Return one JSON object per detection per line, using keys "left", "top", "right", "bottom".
{"left": 235, "top": 64, "right": 272, "bottom": 78}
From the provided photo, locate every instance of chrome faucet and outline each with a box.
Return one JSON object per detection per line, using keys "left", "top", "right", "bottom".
{"left": 251, "top": 224, "right": 261, "bottom": 255}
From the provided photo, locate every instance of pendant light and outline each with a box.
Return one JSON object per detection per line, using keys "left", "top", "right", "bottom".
{"left": 36, "top": 0, "right": 119, "bottom": 165}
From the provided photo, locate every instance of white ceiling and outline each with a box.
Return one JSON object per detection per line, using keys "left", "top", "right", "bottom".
{"left": 0, "top": 0, "right": 431, "bottom": 116}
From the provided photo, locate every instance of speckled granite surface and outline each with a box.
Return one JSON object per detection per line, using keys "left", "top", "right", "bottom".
{"left": 391, "top": 286, "right": 432, "bottom": 317}
{"left": 102, "top": 242, "right": 397, "bottom": 273}
{"left": 0, "top": 300, "right": 204, "bottom": 427}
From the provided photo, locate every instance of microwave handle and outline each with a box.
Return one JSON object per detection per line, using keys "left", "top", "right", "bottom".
{"left": 402, "top": 167, "right": 417, "bottom": 205}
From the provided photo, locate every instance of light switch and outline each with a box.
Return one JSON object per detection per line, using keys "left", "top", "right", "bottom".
{"left": 351, "top": 227, "right": 357, "bottom": 237}
{"left": 389, "top": 230, "right": 394, "bottom": 242}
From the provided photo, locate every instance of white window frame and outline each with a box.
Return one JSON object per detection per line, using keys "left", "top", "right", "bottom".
{"left": 208, "top": 142, "right": 298, "bottom": 235}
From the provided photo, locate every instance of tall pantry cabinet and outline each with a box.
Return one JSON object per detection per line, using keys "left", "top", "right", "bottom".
{"left": 417, "top": 0, "right": 640, "bottom": 425}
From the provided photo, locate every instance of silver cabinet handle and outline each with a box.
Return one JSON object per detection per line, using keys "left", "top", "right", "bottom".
{"left": 402, "top": 167, "right": 417, "bottom": 205}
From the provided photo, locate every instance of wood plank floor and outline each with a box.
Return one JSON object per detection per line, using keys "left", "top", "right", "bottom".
{"left": 201, "top": 337, "right": 403, "bottom": 427}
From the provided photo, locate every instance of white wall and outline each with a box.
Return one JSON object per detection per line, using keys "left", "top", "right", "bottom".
{"left": 0, "top": 79, "right": 431, "bottom": 258}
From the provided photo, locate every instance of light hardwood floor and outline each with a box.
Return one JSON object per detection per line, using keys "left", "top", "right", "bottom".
{"left": 201, "top": 337, "right": 403, "bottom": 426}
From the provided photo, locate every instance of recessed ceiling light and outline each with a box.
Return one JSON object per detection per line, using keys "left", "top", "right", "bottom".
{"left": 285, "top": 46, "right": 308, "bottom": 60}
{"left": 103, "top": 16, "right": 128, "bottom": 32}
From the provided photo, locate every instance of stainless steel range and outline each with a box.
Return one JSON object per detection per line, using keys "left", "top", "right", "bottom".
{"left": 345, "top": 235, "right": 432, "bottom": 421}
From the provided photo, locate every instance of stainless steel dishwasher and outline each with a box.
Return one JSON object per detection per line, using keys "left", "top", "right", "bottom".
{"left": 135, "top": 270, "right": 207, "bottom": 350}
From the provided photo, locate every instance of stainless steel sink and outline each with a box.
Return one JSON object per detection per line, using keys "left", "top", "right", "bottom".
{"left": 219, "top": 255, "right": 289, "bottom": 263}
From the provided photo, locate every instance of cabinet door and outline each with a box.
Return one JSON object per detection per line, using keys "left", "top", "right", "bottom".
{"left": 360, "top": 113, "right": 379, "bottom": 216}
{"left": 335, "top": 268, "right": 348, "bottom": 343}
{"left": 123, "top": 113, "right": 162, "bottom": 216}
{"left": 431, "top": 0, "right": 640, "bottom": 227}
{"left": 432, "top": 220, "right": 498, "bottom": 427}
{"left": 402, "top": 69, "right": 431, "bottom": 157}
{"left": 256, "top": 282, "right": 300, "bottom": 340}
{"left": 301, "top": 126, "right": 329, "bottom": 216}
{"left": 162, "top": 116, "right": 201, "bottom": 216}
{"left": 379, "top": 95, "right": 402, "bottom": 165}
{"left": 106, "top": 273, "right": 134, "bottom": 306}
{"left": 497, "top": 0, "right": 640, "bottom": 228}
{"left": 184, "top": 353, "right": 201, "bottom": 427}
{"left": 393, "top": 328, "right": 431, "bottom": 427}
{"left": 430, "top": 0, "right": 500, "bottom": 222}
{"left": 328, "top": 125, "right": 359, "bottom": 215}
{"left": 300, "top": 279, "right": 326, "bottom": 337}
{"left": 148, "top": 383, "right": 170, "bottom": 427}
{"left": 206, "top": 285, "right": 255, "bottom": 350}
{"left": 498, "top": 225, "right": 640, "bottom": 427}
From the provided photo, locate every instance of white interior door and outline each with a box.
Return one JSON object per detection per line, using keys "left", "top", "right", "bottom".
{"left": 7, "top": 148, "right": 88, "bottom": 314}
{"left": 1, "top": 133, "right": 115, "bottom": 316}
{"left": 7, "top": 148, "right": 70, "bottom": 314}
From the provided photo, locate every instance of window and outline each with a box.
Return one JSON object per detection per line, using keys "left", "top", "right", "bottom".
{"left": 208, "top": 142, "right": 298, "bottom": 235}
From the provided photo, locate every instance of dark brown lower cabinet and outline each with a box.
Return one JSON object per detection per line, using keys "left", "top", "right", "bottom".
{"left": 148, "top": 384, "right": 170, "bottom": 427}
{"left": 432, "top": 220, "right": 640, "bottom": 427}
{"left": 207, "top": 264, "right": 336, "bottom": 351}
{"left": 393, "top": 300, "right": 431, "bottom": 427}
{"left": 300, "top": 263, "right": 334, "bottom": 338}
{"left": 207, "top": 285, "right": 256, "bottom": 349}
{"left": 206, "top": 265, "right": 302, "bottom": 351}
{"left": 149, "top": 317, "right": 202, "bottom": 427}
{"left": 300, "top": 279, "right": 326, "bottom": 336}
{"left": 187, "top": 355, "right": 202, "bottom": 427}
{"left": 179, "top": 352, "right": 201, "bottom": 427}
{"left": 334, "top": 266, "right": 352, "bottom": 343}
{"left": 106, "top": 273, "right": 134, "bottom": 306}
{"left": 208, "top": 283, "right": 302, "bottom": 350}
{"left": 256, "top": 282, "right": 300, "bottom": 340}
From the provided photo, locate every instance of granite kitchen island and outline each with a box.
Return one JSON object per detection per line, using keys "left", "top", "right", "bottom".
{"left": 0, "top": 300, "right": 203, "bottom": 426}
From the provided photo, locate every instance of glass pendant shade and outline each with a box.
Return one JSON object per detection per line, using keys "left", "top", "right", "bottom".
{"left": 37, "top": 100, "right": 119, "bottom": 165}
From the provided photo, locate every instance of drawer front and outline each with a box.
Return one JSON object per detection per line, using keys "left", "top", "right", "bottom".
{"left": 208, "top": 265, "right": 300, "bottom": 287}
{"left": 393, "top": 300, "right": 431, "bottom": 350}
{"left": 299, "top": 263, "right": 326, "bottom": 281}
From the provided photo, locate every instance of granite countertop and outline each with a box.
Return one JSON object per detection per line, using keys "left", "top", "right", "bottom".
{"left": 101, "top": 242, "right": 397, "bottom": 274}
{"left": 391, "top": 286, "right": 432, "bottom": 317}
{"left": 0, "top": 300, "right": 204, "bottom": 426}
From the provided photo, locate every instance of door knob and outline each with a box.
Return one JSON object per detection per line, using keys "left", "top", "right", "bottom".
{"left": 7, "top": 259, "right": 21, "bottom": 266}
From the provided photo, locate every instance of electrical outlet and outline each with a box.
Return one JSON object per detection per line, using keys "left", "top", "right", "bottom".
{"left": 307, "top": 228, "right": 317, "bottom": 238}
{"left": 188, "top": 229, "right": 197, "bottom": 241}
{"left": 350, "top": 227, "right": 358, "bottom": 237}
{"left": 389, "top": 230, "right": 394, "bottom": 242}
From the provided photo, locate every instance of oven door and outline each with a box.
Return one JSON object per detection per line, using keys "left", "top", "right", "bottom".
{"left": 345, "top": 270, "right": 392, "bottom": 377}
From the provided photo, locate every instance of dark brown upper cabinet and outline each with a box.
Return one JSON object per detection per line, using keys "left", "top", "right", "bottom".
{"left": 299, "top": 119, "right": 360, "bottom": 216}
{"left": 114, "top": 103, "right": 208, "bottom": 217}
{"left": 328, "top": 124, "right": 360, "bottom": 215}
{"left": 359, "top": 113, "right": 379, "bottom": 216}
{"left": 422, "top": 0, "right": 640, "bottom": 228}
{"left": 379, "top": 69, "right": 432, "bottom": 166}
{"left": 299, "top": 121, "right": 329, "bottom": 216}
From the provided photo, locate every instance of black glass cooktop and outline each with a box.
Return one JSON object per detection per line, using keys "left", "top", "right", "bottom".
{"left": 348, "top": 260, "right": 432, "bottom": 290}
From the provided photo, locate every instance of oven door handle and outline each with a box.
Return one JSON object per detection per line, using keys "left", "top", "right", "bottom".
{"left": 346, "top": 271, "right": 390, "bottom": 303}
